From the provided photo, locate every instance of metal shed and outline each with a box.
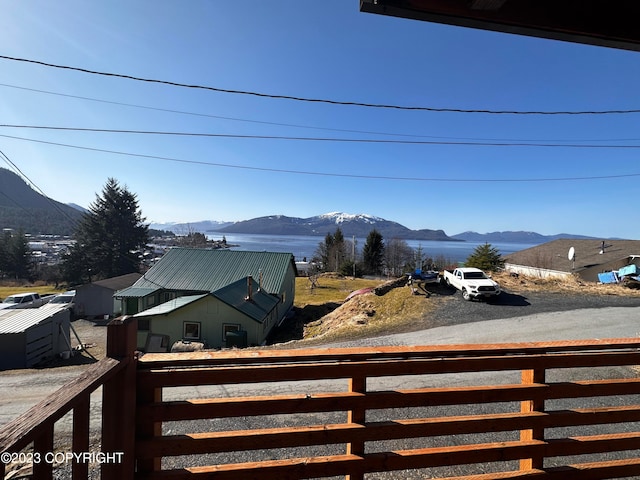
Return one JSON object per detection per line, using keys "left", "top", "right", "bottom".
{"left": 75, "top": 272, "right": 141, "bottom": 319}
{"left": 0, "top": 306, "right": 71, "bottom": 370}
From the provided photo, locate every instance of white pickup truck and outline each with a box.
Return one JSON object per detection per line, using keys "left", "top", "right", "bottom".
{"left": 0, "top": 292, "right": 53, "bottom": 310}
{"left": 442, "top": 267, "right": 501, "bottom": 301}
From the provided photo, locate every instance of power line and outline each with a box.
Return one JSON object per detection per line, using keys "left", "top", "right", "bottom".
{"left": 2, "top": 54, "right": 640, "bottom": 116}
{"left": 0, "top": 148, "right": 80, "bottom": 227}
{"left": 2, "top": 133, "right": 639, "bottom": 183}
{"left": 2, "top": 124, "right": 640, "bottom": 149}
{"left": 2, "top": 83, "right": 638, "bottom": 143}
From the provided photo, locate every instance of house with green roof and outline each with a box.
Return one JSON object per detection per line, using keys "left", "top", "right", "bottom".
{"left": 114, "top": 248, "right": 297, "bottom": 349}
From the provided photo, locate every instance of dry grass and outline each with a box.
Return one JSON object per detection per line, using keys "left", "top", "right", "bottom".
{"left": 0, "top": 284, "right": 64, "bottom": 301}
{"left": 294, "top": 274, "right": 382, "bottom": 306}
{"left": 288, "top": 271, "right": 640, "bottom": 345}
{"left": 292, "top": 275, "right": 438, "bottom": 344}
{"left": 492, "top": 271, "right": 640, "bottom": 297}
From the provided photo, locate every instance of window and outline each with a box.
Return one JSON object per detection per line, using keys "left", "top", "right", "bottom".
{"left": 222, "top": 324, "right": 240, "bottom": 340}
{"left": 146, "top": 295, "right": 156, "bottom": 307}
{"left": 183, "top": 322, "right": 201, "bottom": 340}
{"left": 163, "top": 291, "right": 177, "bottom": 303}
{"left": 138, "top": 319, "right": 150, "bottom": 331}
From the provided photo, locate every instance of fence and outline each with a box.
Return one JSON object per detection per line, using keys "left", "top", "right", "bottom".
{"left": 2, "top": 317, "right": 640, "bottom": 479}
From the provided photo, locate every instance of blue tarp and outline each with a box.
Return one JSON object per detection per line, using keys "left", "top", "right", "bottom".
{"left": 598, "top": 271, "right": 619, "bottom": 284}
{"left": 618, "top": 264, "right": 638, "bottom": 277}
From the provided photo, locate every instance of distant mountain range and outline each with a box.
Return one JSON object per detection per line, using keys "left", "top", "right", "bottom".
{"left": 0, "top": 167, "right": 604, "bottom": 243}
{"left": 450, "top": 231, "right": 602, "bottom": 243}
{"left": 152, "top": 212, "right": 452, "bottom": 240}
{"left": 150, "top": 213, "right": 602, "bottom": 244}
{"left": 0, "top": 168, "right": 83, "bottom": 235}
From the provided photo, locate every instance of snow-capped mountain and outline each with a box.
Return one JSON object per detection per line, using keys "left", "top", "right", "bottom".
{"left": 216, "top": 212, "right": 454, "bottom": 240}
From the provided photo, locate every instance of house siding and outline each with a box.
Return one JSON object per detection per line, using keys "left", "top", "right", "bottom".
{"left": 138, "top": 295, "right": 276, "bottom": 350}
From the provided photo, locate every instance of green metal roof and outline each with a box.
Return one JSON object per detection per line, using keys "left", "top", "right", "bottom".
{"left": 124, "top": 248, "right": 295, "bottom": 295}
{"left": 132, "top": 279, "right": 278, "bottom": 324}
{"left": 133, "top": 294, "right": 207, "bottom": 317}
{"left": 114, "top": 287, "right": 159, "bottom": 298}
{"left": 213, "top": 277, "right": 280, "bottom": 323}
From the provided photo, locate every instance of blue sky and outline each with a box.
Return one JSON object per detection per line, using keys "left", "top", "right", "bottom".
{"left": 1, "top": 1, "right": 639, "bottom": 238}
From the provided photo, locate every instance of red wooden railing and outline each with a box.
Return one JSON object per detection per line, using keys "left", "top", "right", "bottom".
{"left": 2, "top": 316, "right": 640, "bottom": 479}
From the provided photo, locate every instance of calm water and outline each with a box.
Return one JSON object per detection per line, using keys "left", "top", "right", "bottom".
{"left": 207, "top": 232, "right": 537, "bottom": 264}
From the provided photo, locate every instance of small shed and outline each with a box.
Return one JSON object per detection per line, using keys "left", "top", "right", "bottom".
{"left": 75, "top": 272, "right": 142, "bottom": 319}
{"left": 0, "top": 306, "right": 71, "bottom": 370}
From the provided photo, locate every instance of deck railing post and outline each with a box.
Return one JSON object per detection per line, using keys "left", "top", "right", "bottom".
{"left": 101, "top": 316, "right": 138, "bottom": 480}
{"left": 520, "top": 367, "right": 545, "bottom": 471}
{"left": 346, "top": 375, "right": 366, "bottom": 480}
{"left": 71, "top": 395, "right": 90, "bottom": 480}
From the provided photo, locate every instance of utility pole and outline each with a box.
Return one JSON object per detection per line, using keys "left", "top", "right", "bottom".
{"left": 352, "top": 235, "right": 356, "bottom": 278}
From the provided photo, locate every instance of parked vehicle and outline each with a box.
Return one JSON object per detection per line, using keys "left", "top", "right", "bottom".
{"left": 0, "top": 292, "right": 53, "bottom": 310}
{"left": 442, "top": 267, "right": 501, "bottom": 301}
{"left": 40, "top": 290, "right": 80, "bottom": 319}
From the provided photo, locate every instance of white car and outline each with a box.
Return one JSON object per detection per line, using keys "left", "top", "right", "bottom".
{"left": 41, "top": 290, "right": 78, "bottom": 318}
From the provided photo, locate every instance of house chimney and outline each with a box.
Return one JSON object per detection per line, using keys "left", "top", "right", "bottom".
{"left": 258, "top": 269, "right": 263, "bottom": 291}
{"left": 246, "top": 276, "right": 253, "bottom": 301}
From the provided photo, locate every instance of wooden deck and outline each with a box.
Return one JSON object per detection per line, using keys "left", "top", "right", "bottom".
{"left": 2, "top": 316, "right": 640, "bottom": 479}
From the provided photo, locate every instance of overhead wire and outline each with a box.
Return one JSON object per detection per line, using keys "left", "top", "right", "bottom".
{"left": 0, "top": 148, "right": 80, "bottom": 227}
{"left": 2, "top": 54, "right": 640, "bottom": 115}
{"left": 2, "top": 124, "right": 640, "bottom": 149}
{"left": 2, "top": 133, "right": 639, "bottom": 183}
{"left": 1, "top": 83, "right": 637, "bottom": 143}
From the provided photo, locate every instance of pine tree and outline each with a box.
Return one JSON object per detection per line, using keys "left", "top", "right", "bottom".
{"left": 465, "top": 243, "right": 505, "bottom": 271}
{"left": 63, "top": 179, "right": 149, "bottom": 284}
{"left": 0, "top": 230, "right": 30, "bottom": 279}
{"left": 362, "top": 229, "right": 385, "bottom": 275}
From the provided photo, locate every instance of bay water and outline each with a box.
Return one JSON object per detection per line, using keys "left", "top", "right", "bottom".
{"left": 206, "top": 232, "right": 537, "bottom": 264}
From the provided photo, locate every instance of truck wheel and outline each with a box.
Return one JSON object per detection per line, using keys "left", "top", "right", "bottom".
{"left": 462, "top": 288, "right": 471, "bottom": 301}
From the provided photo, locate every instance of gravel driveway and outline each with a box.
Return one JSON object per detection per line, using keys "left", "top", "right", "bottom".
{"left": 421, "top": 282, "right": 640, "bottom": 326}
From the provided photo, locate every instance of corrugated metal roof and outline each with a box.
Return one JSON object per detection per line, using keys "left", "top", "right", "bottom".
{"left": 213, "top": 277, "right": 280, "bottom": 323}
{"left": 133, "top": 294, "right": 208, "bottom": 317}
{"left": 0, "top": 306, "right": 67, "bottom": 334}
{"left": 91, "top": 272, "right": 142, "bottom": 290}
{"left": 121, "top": 248, "right": 295, "bottom": 295}
{"left": 115, "top": 287, "right": 160, "bottom": 298}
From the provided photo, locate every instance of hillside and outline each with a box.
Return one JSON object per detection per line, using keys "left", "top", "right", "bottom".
{"left": 218, "top": 212, "right": 455, "bottom": 240}
{"left": 451, "top": 230, "right": 599, "bottom": 243}
{"left": 0, "top": 168, "right": 83, "bottom": 235}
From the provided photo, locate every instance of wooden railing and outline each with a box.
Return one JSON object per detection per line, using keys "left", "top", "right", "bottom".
{"left": 2, "top": 316, "right": 640, "bottom": 479}
{"left": 135, "top": 339, "right": 640, "bottom": 479}
{"left": 0, "top": 316, "right": 137, "bottom": 480}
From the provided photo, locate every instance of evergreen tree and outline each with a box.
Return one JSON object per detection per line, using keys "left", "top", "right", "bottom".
{"left": 63, "top": 178, "right": 149, "bottom": 284}
{"left": 465, "top": 243, "right": 505, "bottom": 271}
{"left": 314, "top": 227, "right": 349, "bottom": 272}
{"left": 362, "top": 229, "right": 385, "bottom": 275}
{"left": 0, "top": 230, "right": 30, "bottom": 279}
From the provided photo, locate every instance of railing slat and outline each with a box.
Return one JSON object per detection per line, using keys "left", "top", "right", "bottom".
{"left": 137, "top": 351, "right": 640, "bottom": 388}
{"left": 32, "top": 422, "right": 53, "bottom": 480}
{"left": 138, "top": 404, "right": 640, "bottom": 458}
{"left": 0, "top": 357, "right": 122, "bottom": 453}
{"left": 141, "top": 377, "right": 640, "bottom": 423}
{"left": 137, "top": 338, "right": 640, "bottom": 368}
{"left": 72, "top": 396, "right": 90, "bottom": 480}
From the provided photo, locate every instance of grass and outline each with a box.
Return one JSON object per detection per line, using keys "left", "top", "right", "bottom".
{"left": 0, "top": 283, "right": 65, "bottom": 301}
{"left": 285, "top": 270, "right": 640, "bottom": 345}
{"left": 294, "top": 274, "right": 382, "bottom": 306}
{"left": 285, "top": 274, "right": 440, "bottom": 345}
{"left": 491, "top": 271, "right": 640, "bottom": 296}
